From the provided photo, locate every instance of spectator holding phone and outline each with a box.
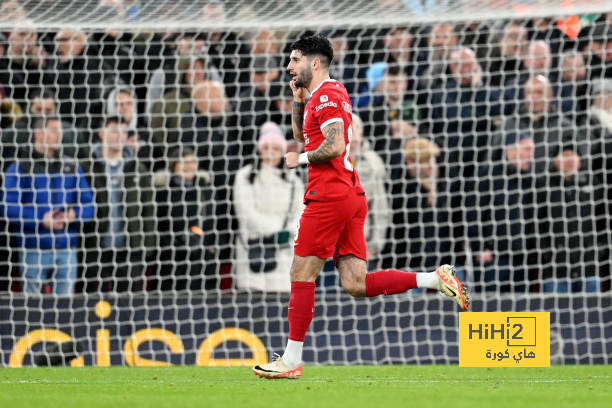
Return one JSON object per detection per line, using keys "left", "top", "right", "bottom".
{"left": 2, "top": 115, "right": 95, "bottom": 295}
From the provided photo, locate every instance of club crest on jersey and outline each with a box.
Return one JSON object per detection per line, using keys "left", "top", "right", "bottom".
{"left": 320, "top": 94, "right": 328, "bottom": 102}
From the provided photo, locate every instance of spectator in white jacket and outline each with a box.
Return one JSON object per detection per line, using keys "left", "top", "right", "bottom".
{"left": 350, "top": 113, "right": 391, "bottom": 269}
{"left": 233, "top": 122, "right": 304, "bottom": 292}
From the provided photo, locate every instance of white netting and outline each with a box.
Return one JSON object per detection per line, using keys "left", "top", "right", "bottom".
{"left": 1, "top": 1, "right": 612, "bottom": 367}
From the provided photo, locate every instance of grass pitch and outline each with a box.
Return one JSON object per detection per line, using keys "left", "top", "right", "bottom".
{"left": 1, "top": 365, "right": 610, "bottom": 408}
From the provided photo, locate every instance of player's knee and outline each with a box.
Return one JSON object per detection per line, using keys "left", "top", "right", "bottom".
{"left": 341, "top": 274, "right": 366, "bottom": 297}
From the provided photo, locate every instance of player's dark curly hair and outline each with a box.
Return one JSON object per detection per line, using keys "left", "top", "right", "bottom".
{"left": 290, "top": 34, "right": 334, "bottom": 68}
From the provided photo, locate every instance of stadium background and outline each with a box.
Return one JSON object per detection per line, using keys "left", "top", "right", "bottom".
{"left": 0, "top": 0, "right": 611, "bottom": 366}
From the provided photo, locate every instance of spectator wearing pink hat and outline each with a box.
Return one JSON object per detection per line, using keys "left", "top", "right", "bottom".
{"left": 232, "top": 122, "right": 304, "bottom": 292}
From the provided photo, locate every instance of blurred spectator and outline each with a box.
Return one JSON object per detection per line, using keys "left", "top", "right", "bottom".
{"left": 155, "top": 147, "right": 218, "bottom": 291}
{"left": 585, "top": 79, "right": 612, "bottom": 178}
{"left": 180, "top": 80, "right": 239, "bottom": 179}
{"left": 498, "top": 75, "right": 577, "bottom": 173}
{"left": 385, "top": 137, "right": 464, "bottom": 272}
{"left": 233, "top": 122, "right": 304, "bottom": 292}
{"left": 579, "top": 22, "right": 612, "bottom": 80}
{"left": 327, "top": 29, "right": 359, "bottom": 98}
{"left": 46, "top": 28, "right": 116, "bottom": 129}
{"left": 150, "top": 55, "right": 220, "bottom": 167}
{"left": 488, "top": 21, "right": 528, "bottom": 87}
{"left": 237, "top": 56, "right": 281, "bottom": 160}
{"left": 467, "top": 133, "right": 540, "bottom": 292}
{"left": 360, "top": 63, "right": 418, "bottom": 178}
{"left": 180, "top": 80, "right": 240, "bottom": 262}
{"left": 89, "top": 0, "right": 146, "bottom": 87}
{"left": 198, "top": 1, "right": 251, "bottom": 98}
{"left": 2, "top": 116, "right": 95, "bottom": 295}
{"left": 419, "top": 23, "right": 459, "bottom": 89}
{"left": 350, "top": 114, "right": 390, "bottom": 268}
{"left": 526, "top": 18, "right": 566, "bottom": 55}
{"left": 81, "top": 116, "right": 155, "bottom": 293}
{"left": 426, "top": 47, "right": 502, "bottom": 178}
{"left": 0, "top": 90, "right": 23, "bottom": 131}
{"left": 267, "top": 83, "right": 294, "bottom": 138}
{"left": 557, "top": 51, "right": 589, "bottom": 123}
{"left": 2, "top": 88, "right": 86, "bottom": 163}
{"left": 537, "top": 148, "right": 607, "bottom": 292}
{"left": 503, "top": 40, "right": 558, "bottom": 115}
{"left": 523, "top": 40, "right": 556, "bottom": 79}
{"left": 249, "top": 29, "right": 280, "bottom": 59}
{"left": 461, "top": 21, "right": 491, "bottom": 60}
{"left": 3, "top": 23, "right": 49, "bottom": 109}
{"left": 105, "top": 85, "right": 151, "bottom": 167}
{"left": 382, "top": 26, "right": 424, "bottom": 98}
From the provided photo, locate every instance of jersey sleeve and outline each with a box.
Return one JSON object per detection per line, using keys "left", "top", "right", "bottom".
{"left": 313, "top": 91, "right": 345, "bottom": 132}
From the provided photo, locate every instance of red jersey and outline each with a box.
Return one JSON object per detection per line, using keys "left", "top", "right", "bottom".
{"left": 302, "top": 79, "right": 364, "bottom": 202}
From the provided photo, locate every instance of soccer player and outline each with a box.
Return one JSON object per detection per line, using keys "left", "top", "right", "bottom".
{"left": 253, "top": 34, "right": 470, "bottom": 380}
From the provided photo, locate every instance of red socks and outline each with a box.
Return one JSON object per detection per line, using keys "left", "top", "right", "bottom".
{"left": 287, "top": 272, "right": 418, "bottom": 340}
{"left": 365, "top": 269, "right": 418, "bottom": 297}
{"left": 288, "top": 281, "right": 316, "bottom": 342}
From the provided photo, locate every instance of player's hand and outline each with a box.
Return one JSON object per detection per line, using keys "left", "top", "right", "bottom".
{"left": 285, "top": 152, "right": 299, "bottom": 169}
{"left": 289, "top": 79, "right": 306, "bottom": 103}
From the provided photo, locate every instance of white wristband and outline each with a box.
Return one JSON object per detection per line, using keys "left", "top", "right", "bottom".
{"left": 298, "top": 152, "right": 310, "bottom": 165}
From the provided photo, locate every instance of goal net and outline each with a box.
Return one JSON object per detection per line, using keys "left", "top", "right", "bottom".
{"left": 1, "top": 0, "right": 611, "bottom": 367}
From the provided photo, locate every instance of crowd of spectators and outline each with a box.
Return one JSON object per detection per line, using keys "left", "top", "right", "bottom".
{"left": 1, "top": 0, "right": 611, "bottom": 295}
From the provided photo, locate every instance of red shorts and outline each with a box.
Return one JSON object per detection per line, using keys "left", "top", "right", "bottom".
{"left": 294, "top": 192, "right": 368, "bottom": 264}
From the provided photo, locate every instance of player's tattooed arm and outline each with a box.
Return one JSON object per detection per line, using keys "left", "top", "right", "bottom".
{"left": 307, "top": 121, "right": 345, "bottom": 164}
{"left": 291, "top": 101, "right": 305, "bottom": 143}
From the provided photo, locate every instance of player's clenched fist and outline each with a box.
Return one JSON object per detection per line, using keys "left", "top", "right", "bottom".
{"left": 285, "top": 152, "right": 299, "bottom": 169}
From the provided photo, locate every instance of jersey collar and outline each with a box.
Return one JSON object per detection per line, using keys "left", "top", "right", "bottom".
{"left": 310, "top": 78, "right": 336, "bottom": 96}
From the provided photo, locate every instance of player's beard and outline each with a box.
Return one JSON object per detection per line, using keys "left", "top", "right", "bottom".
{"left": 294, "top": 66, "right": 313, "bottom": 89}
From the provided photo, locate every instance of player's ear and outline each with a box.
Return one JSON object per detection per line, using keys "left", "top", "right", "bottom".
{"left": 311, "top": 56, "right": 319, "bottom": 70}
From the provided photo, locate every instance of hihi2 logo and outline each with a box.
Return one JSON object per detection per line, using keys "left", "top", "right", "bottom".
{"left": 459, "top": 313, "right": 550, "bottom": 367}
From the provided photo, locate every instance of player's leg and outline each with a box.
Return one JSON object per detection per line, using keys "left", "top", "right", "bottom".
{"left": 252, "top": 254, "right": 324, "bottom": 379}
{"left": 335, "top": 194, "right": 470, "bottom": 309}
{"left": 337, "top": 254, "right": 430, "bottom": 297}
{"left": 337, "top": 253, "right": 470, "bottom": 309}
{"left": 254, "top": 199, "right": 338, "bottom": 379}
{"left": 335, "top": 193, "right": 423, "bottom": 297}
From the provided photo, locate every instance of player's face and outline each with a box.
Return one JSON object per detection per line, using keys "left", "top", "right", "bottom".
{"left": 287, "top": 50, "right": 312, "bottom": 88}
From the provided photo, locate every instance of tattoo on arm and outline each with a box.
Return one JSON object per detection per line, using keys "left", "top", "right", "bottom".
{"left": 292, "top": 102, "right": 305, "bottom": 141}
{"left": 307, "top": 121, "right": 344, "bottom": 164}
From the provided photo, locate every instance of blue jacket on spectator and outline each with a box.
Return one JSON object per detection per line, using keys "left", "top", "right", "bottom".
{"left": 2, "top": 148, "right": 95, "bottom": 249}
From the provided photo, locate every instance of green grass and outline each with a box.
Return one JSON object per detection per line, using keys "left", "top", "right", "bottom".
{"left": 1, "top": 366, "right": 610, "bottom": 408}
